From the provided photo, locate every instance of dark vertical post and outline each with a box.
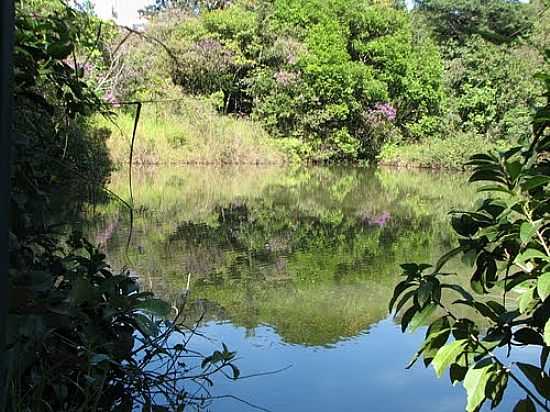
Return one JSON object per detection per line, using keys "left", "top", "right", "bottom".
{"left": 0, "top": 1, "right": 15, "bottom": 411}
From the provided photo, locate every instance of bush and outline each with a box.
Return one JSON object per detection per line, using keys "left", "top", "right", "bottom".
{"left": 163, "top": 0, "right": 444, "bottom": 161}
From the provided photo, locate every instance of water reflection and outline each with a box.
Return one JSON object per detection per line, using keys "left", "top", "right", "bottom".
{"left": 87, "top": 166, "right": 526, "bottom": 411}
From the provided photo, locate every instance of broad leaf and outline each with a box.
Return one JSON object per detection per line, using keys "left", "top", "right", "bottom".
{"left": 434, "top": 246, "right": 465, "bottom": 273}
{"left": 518, "top": 288, "right": 537, "bottom": 315}
{"left": 401, "top": 305, "right": 417, "bottom": 333}
{"left": 513, "top": 328, "right": 544, "bottom": 346}
{"left": 463, "top": 362, "right": 494, "bottom": 412}
{"left": 537, "top": 272, "right": 550, "bottom": 301}
{"left": 432, "top": 339, "right": 467, "bottom": 378}
{"left": 521, "top": 175, "right": 550, "bottom": 191}
{"left": 516, "top": 249, "right": 550, "bottom": 264}
{"left": 408, "top": 303, "right": 437, "bottom": 333}
{"left": 389, "top": 280, "right": 414, "bottom": 312}
{"left": 520, "top": 222, "right": 538, "bottom": 244}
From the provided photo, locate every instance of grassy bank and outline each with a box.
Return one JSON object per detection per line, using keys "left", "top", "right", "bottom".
{"left": 378, "top": 133, "right": 508, "bottom": 169}
{"left": 95, "top": 97, "right": 296, "bottom": 165}
{"left": 96, "top": 96, "right": 509, "bottom": 170}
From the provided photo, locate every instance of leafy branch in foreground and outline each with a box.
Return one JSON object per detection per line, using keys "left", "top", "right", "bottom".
{"left": 389, "top": 68, "right": 550, "bottom": 412}
{"left": 7, "top": 232, "right": 242, "bottom": 412}
{"left": 8, "top": 1, "right": 242, "bottom": 411}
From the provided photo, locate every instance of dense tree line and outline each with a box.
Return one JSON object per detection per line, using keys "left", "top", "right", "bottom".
{"left": 111, "top": 0, "right": 548, "bottom": 163}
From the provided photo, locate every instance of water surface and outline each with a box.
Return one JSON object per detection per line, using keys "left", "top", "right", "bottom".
{"left": 88, "top": 166, "right": 526, "bottom": 411}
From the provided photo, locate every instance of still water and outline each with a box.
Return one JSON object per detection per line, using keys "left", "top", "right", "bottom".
{"left": 88, "top": 166, "right": 528, "bottom": 412}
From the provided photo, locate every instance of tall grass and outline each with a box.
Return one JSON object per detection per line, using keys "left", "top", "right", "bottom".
{"left": 378, "top": 133, "right": 509, "bottom": 170}
{"left": 95, "top": 97, "right": 290, "bottom": 165}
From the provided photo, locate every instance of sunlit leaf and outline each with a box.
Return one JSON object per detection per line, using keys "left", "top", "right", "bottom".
{"left": 520, "top": 222, "right": 538, "bottom": 244}
{"left": 516, "top": 249, "right": 550, "bottom": 264}
{"left": 463, "top": 361, "right": 494, "bottom": 412}
{"left": 432, "top": 339, "right": 467, "bottom": 378}
{"left": 537, "top": 272, "right": 550, "bottom": 301}
{"left": 518, "top": 288, "right": 537, "bottom": 314}
{"left": 408, "top": 303, "right": 437, "bottom": 333}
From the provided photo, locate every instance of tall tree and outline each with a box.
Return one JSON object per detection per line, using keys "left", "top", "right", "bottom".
{"left": 414, "top": 0, "right": 536, "bottom": 44}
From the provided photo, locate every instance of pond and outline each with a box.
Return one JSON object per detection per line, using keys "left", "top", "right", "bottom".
{"left": 87, "top": 166, "right": 529, "bottom": 412}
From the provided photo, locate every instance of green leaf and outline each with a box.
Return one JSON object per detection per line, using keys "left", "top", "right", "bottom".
{"left": 487, "top": 368, "right": 508, "bottom": 408}
{"left": 516, "top": 249, "right": 550, "bottom": 264}
{"left": 432, "top": 339, "right": 468, "bottom": 378}
{"left": 520, "top": 222, "right": 538, "bottom": 244}
{"left": 450, "top": 364, "right": 468, "bottom": 385}
{"left": 522, "top": 175, "right": 550, "bottom": 191}
{"left": 513, "top": 328, "right": 544, "bottom": 346}
{"left": 537, "top": 272, "right": 550, "bottom": 301}
{"left": 400, "top": 263, "right": 420, "bottom": 273}
{"left": 463, "top": 361, "right": 494, "bottom": 412}
{"left": 505, "top": 160, "right": 522, "bottom": 181}
{"left": 477, "top": 185, "right": 512, "bottom": 194}
{"left": 470, "top": 268, "right": 485, "bottom": 295}
{"left": 389, "top": 280, "right": 414, "bottom": 312}
{"left": 408, "top": 303, "right": 437, "bottom": 333}
{"left": 518, "top": 288, "right": 537, "bottom": 315}
{"left": 545, "top": 320, "right": 550, "bottom": 346}
{"left": 416, "top": 281, "right": 433, "bottom": 307}
{"left": 513, "top": 397, "right": 536, "bottom": 412}
{"left": 409, "top": 316, "right": 450, "bottom": 369}
{"left": 442, "top": 284, "right": 474, "bottom": 301}
{"left": 401, "top": 305, "right": 417, "bottom": 333}
{"left": 394, "top": 289, "right": 416, "bottom": 315}
{"left": 516, "top": 362, "right": 550, "bottom": 399}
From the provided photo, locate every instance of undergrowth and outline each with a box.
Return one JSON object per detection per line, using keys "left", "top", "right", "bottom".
{"left": 378, "top": 133, "right": 510, "bottom": 170}
{"left": 96, "top": 97, "right": 295, "bottom": 165}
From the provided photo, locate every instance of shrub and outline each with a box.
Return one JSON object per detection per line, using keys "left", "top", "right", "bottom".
{"left": 164, "top": 0, "right": 444, "bottom": 161}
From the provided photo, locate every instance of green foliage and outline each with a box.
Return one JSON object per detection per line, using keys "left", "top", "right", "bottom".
{"left": 158, "top": 0, "right": 444, "bottom": 161}
{"left": 443, "top": 36, "right": 543, "bottom": 139}
{"left": 8, "top": 232, "right": 240, "bottom": 411}
{"left": 99, "top": 0, "right": 547, "bottom": 168}
{"left": 9, "top": 1, "right": 240, "bottom": 410}
{"left": 383, "top": 0, "right": 547, "bottom": 169}
{"left": 390, "top": 71, "right": 550, "bottom": 411}
{"left": 414, "top": 0, "right": 536, "bottom": 45}
{"left": 13, "top": 0, "right": 115, "bottom": 209}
